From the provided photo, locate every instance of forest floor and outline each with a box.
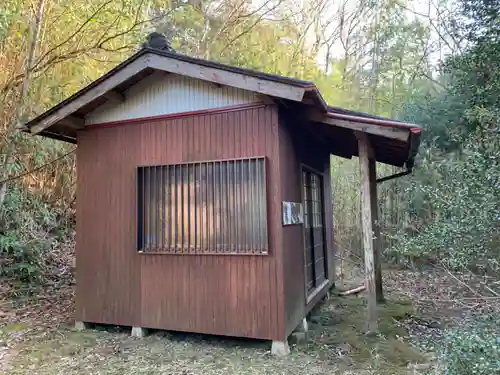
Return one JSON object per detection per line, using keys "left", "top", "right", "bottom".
{"left": 1, "top": 266, "right": 495, "bottom": 375}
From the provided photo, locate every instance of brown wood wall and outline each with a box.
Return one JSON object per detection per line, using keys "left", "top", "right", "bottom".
{"left": 278, "top": 113, "right": 334, "bottom": 336}
{"left": 76, "top": 104, "right": 286, "bottom": 340}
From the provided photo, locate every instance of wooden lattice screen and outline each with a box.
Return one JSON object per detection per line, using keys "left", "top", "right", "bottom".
{"left": 137, "top": 157, "right": 268, "bottom": 254}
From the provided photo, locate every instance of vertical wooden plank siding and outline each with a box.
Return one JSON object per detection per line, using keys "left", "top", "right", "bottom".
{"left": 278, "top": 114, "right": 334, "bottom": 336}
{"left": 278, "top": 120, "right": 305, "bottom": 336}
{"left": 75, "top": 105, "right": 284, "bottom": 340}
{"left": 76, "top": 124, "right": 142, "bottom": 326}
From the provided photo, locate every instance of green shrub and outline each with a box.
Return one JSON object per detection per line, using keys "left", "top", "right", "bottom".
{"left": 0, "top": 186, "right": 67, "bottom": 284}
{"left": 387, "top": 118, "right": 500, "bottom": 272}
{"left": 0, "top": 229, "right": 51, "bottom": 282}
{"left": 441, "top": 315, "right": 500, "bottom": 375}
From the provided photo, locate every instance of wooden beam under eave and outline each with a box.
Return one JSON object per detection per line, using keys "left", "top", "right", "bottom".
{"left": 308, "top": 112, "right": 409, "bottom": 142}
{"left": 256, "top": 94, "right": 276, "bottom": 105}
{"left": 104, "top": 90, "right": 125, "bottom": 103}
{"left": 59, "top": 115, "right": 85, "bottom": 129}
{"left": 356, "top": 131, "right": 379, "bottom": 333}
{"left": 30, "top": 56, "right": 148, "bottom": 134}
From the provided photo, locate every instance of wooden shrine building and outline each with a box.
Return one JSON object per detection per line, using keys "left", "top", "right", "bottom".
{"left": 23, "top": 43, "right": 422, "bottom": 354}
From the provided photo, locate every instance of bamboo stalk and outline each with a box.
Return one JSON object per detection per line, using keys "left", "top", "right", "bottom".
{"left": 338, "top": 285, "right": 366, "bottom": 296}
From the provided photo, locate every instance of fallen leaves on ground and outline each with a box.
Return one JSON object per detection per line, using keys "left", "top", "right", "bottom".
{"left": 3, "top": 266, "right": 483, "bottom": 374}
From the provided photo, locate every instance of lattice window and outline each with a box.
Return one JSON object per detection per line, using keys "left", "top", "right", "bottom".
{"left": 137, "top": 157, "right": 268, "bottom": 254}
{"left": 303, "top": 168, "right": 327, "bottom": 294}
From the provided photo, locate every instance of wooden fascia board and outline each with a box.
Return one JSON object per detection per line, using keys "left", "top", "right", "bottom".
{"left": 145, "top": 53, "right": 307, "bottom": 102}
{"left": 309, "top": 112, "right": 409, "bottom": 142}
{"left": 30, "top": 56, "right": 149, "bottom": 134}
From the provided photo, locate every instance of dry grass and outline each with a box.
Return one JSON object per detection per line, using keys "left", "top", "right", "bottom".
{"left": 0, "top": 263, "right": 454, "bottom": 374}
{"left": 4, "top": 253, "right": 495, "bottom": 374}
{"left": 0, "top": 284, "right": 439, "bottom": 375}
{"left": 1, "top": 326, "right": 333, "bottom": 375}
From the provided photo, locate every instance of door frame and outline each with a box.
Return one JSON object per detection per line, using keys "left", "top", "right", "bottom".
{"left": 300, "top": 163, "right": 330, "bottom": 304}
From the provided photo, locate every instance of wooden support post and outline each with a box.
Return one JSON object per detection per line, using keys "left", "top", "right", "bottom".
{"left": 356, "top": 132, "right": 378, "bottom": 333}
{"left": 369, "top": 157, "right": 384, "bottom": 303}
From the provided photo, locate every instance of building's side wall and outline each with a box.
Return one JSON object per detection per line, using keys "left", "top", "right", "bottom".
{"left": 76, "top": 104, "right": 285, "bottom": 340}
{"left": 278, "top": 112, "right": 334, "bottom": 336}
{"left": 84, "top": 71, "right": 260, "bottom": 125}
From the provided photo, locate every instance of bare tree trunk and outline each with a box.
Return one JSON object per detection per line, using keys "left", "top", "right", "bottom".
{"left": 339, "top": 1, "right": 348, "bottom": 84}
{"left": 0, "top": 0, "right": 46, "bottom": 222}
{"left": 325, "top": 44, "right": 331, "bottom": 74}
{"left": 368, "top": 7, "right": 379, "bottom": 113}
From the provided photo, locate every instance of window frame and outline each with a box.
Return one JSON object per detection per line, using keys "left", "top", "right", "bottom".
{"left": 136, "top": 156, "right": 269, "bottom": 255}
{"left": 300, "top": 163, "right": 329, "bottom": 301}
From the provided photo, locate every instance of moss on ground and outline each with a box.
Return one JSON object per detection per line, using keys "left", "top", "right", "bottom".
{"left": 0, "top": 295, "right": 436, "bottom": 375}
{"left": 303, "top": 295, "right": 428, "bottom": 373}
{"left": 1, "top": 324, "right": 28, "bottom": 333}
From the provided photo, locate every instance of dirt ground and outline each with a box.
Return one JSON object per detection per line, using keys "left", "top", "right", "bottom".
{"left": 2, "top": 267, "right": 472, "bottom": 375}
